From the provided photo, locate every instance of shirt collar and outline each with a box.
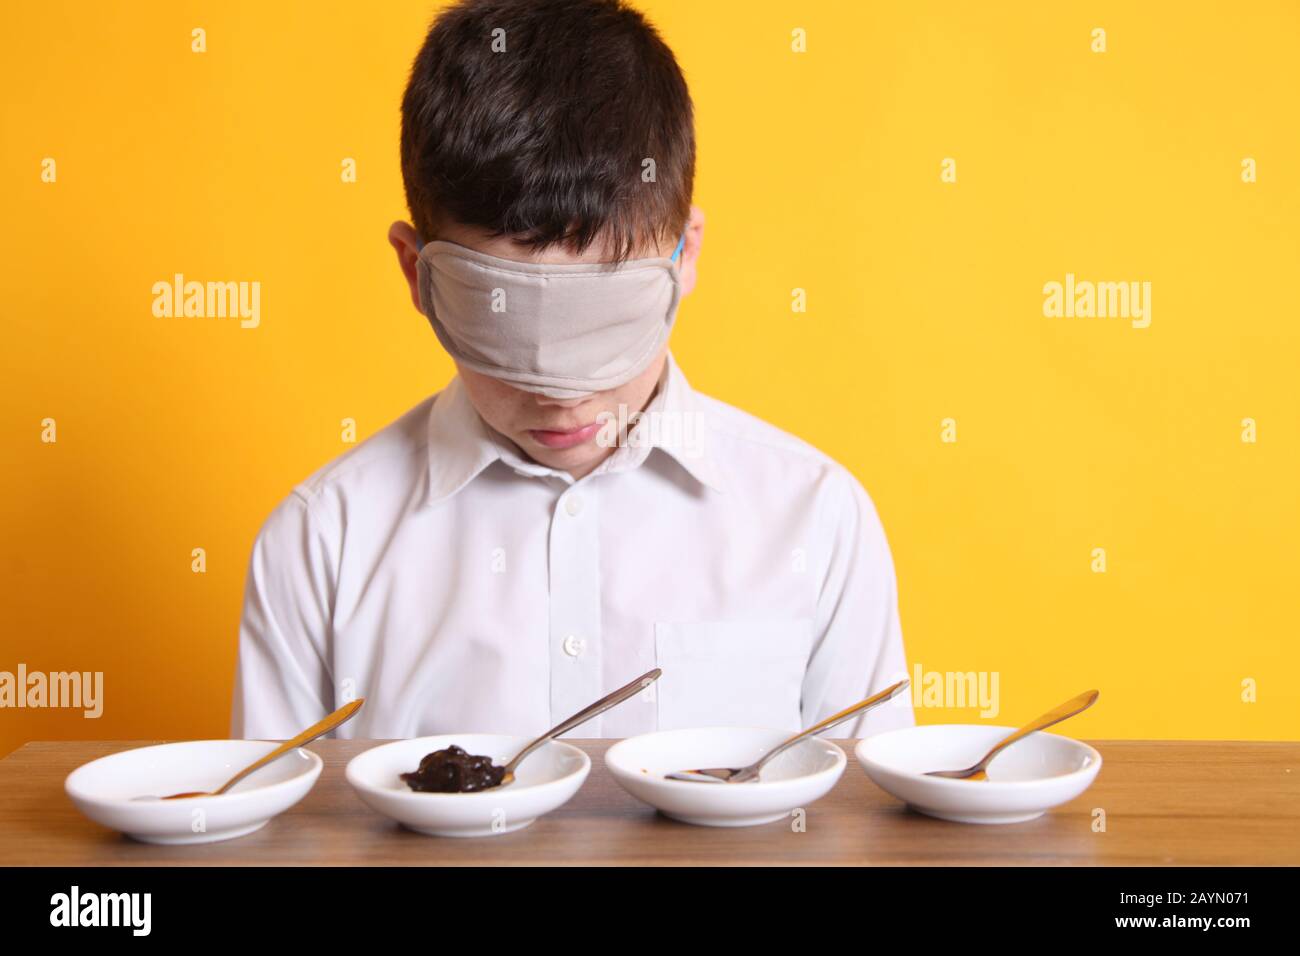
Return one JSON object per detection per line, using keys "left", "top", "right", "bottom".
{"left": 588, "top": 353, "right": 725, "bottom": 492}
{"left": 423, "top": 352, "right": 724, "bottom": 507}
{"left": 423, "top": 375, "right": 505, "bottom": 504}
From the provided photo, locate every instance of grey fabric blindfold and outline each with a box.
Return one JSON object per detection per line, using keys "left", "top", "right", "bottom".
{"left": 415, "top": 239, "right": 683, "bottom": 399}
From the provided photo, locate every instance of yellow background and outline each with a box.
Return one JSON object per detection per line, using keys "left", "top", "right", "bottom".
{"left": 2, "top": 1, "right": 1297, "bottom": 756}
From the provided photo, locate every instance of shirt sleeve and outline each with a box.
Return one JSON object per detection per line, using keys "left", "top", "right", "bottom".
{"left": 801, "top": 467, "right": 915, "bottom": 737}
{"left": 230, "top": 490, "right": 337, "bottom": 739}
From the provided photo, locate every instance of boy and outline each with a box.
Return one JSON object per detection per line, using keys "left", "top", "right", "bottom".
{"left": 231, "top": 0, "right": 913, "bottom": 740}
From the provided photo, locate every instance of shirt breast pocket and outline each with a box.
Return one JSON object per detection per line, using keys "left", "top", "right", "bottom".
{"left": 653, "top": 618, "right": 814, "bottom": 732}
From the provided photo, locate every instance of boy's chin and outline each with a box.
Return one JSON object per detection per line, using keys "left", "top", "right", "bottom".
{"left": 521, "top": 436, "right": 611, "bottom": 475}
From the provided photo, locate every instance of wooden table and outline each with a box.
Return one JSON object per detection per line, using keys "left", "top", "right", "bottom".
{"left": 1, "top": 739, "right": 1296, "bottom": 866}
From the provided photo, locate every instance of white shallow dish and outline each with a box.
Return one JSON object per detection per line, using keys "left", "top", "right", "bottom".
{"left": 64, "top": 739, "right": 323, "bottom": 845}
{"left": 345, "top": 734, "right": 590, "bottom": 837}
{"left": 605, "top": 727, "right": 845, "bottom": 827}
{"left": 855, "top": 724, "right": 1102, "bottom": 824}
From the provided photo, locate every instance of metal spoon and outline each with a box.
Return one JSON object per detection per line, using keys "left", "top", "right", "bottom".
{"left": 924, "top": 689, "right": 1099, "bottom": 780}
{"left": 138, "top": 698, "right": 366, "bottom": 801}
{"left": 666, "top": 678, "right": 911, "bottom": 784}
{"left": 493, "top": 668, "right": 662, "bottom": 789}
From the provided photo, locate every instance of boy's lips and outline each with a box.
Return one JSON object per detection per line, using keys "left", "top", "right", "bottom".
{"left": 527, "top": 422, "right": 602, "bottom": 450}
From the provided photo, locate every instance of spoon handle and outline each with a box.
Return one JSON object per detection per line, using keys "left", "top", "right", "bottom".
{"left": 974, "top": 689, "right": 1099, "bottom": 772}
{"left": 214, "top": 698, "right": 366, "bottom": 795}
{"left": 503, "top": 668, "right": 662, "bottom": 774}
{"left": 754, "top": 679, "right": 910, "bottom": 773}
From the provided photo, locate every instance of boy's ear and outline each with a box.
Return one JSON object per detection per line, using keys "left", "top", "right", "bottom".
{"left": 677, "top": 204, "right": 705, "bottom": 297}
{"left": 388, "top": 221, "right": 423, "bottom": 313}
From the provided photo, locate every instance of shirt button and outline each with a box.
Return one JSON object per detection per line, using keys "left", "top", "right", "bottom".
{"left": 564, "top": 495, "right": 584, "bottom": 517}
{"left": 562, "top": 634, "right": 585, "bottom": 657}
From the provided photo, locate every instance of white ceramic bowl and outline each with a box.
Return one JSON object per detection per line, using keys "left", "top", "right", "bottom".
{"left": 345, "top": 734, "right": 590, "bottom": 837}
{"left": 605, "top": 727, "right": 846, "bottom": 827}
{"left": 855, "top": 724, "right": 1102, "bottom": 824}
{"left": 64, "top": 740, "right": 323, "bottom": 844}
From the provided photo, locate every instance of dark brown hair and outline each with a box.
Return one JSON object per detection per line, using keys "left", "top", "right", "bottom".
{"left": 400, "top": 0, "right": 695, "bottom": 263}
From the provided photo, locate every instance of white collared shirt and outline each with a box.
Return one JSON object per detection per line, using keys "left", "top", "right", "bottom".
{"left": 231, "top": 354, "right": 915, "bottom": 740}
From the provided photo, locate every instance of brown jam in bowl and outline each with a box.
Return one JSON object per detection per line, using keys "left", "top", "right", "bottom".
{"left": 400, "top": 744, "right": 506, "bottom": 793}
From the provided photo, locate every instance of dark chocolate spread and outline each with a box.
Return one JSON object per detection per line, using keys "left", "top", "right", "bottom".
{"left": 400, "top": 745, "right": 505, "bottom": 793}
